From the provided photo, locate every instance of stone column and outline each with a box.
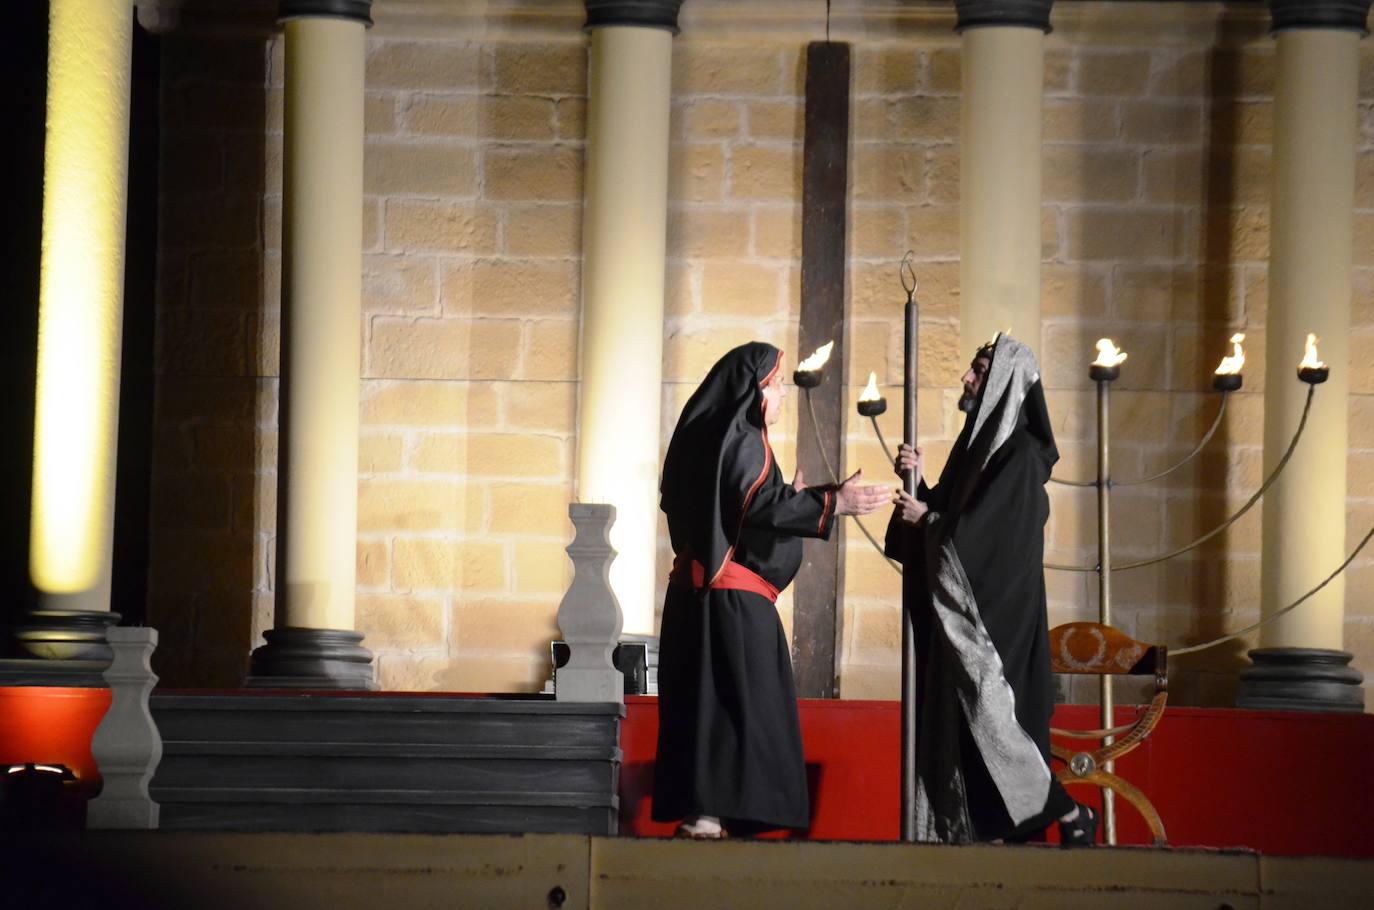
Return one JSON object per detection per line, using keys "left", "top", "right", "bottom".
{"left": 955, "top": 0, "right": 1053, "bottom": 357}
{"left": 247, "top": 0, "right": 374, "bottom": 689}
{"left": 575, "top": 0, "right": 683, "bottom": 637}
{"left": 23, "top": 0, "right": 135, "bottom": 657}
{"left": 1241, "top": 0, "right": 1370, "bottom": 712}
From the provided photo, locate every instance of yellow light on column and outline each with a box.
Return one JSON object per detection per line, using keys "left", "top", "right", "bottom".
{"left": 578, "top": 23, "right": 674, "bottom": 636}
{"left": 30, "top": 0, "right": 133, "bottom": 597}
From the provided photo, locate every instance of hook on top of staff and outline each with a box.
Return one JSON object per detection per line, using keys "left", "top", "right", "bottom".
{"left": 899, "top": 250, "right": 918, "bottom": 305}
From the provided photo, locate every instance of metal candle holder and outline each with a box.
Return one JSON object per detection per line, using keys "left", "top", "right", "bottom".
{"left": 796, "top": 256, "right": 1346, "bottom": 846}
{"left": 1021, "top": 345, "right": 1316, "bottom": 843}
{"left": 1037, "top": 343, "right": 1326, "bottom": 843}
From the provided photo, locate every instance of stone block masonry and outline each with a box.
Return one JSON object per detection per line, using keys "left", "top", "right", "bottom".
{"left": 145, "top": 3, "right": 1374, "bottom": 709}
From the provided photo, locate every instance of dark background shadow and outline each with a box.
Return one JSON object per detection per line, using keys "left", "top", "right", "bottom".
{"left": 147, "top": 28, "right": 271, "bottom": 687}
{"left": 1171, "top": 26, "right": 1261, "bottom": 706}
{"left": 0, "top": 2, "right": 48, "bottom": 650}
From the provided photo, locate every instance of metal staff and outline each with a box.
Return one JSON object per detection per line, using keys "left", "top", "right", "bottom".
{"left": 899, "top": 253, "right": 918, "bottom": 842}
{"left": 1089, "top": 345, "right": 1123, "bottom": 845}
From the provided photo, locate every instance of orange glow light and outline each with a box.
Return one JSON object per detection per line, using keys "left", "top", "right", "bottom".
{"left": 1092, "top": 338, "right": 1128, "bottom": 368}
{"left": 859, "top": 372, "right": 883, "bottom": 402}
{"left": 797, "top": 341, "right": 834, "bottom": 373}
{"left": 1216, "top": 333, "right": 1246, "bottom": 375}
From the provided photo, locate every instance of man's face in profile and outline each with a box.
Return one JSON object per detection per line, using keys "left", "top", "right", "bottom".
{"left": 958, "top": 356, "right": 992, "bottom": 414}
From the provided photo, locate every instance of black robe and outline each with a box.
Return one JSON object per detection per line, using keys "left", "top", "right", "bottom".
{"left": 886, "top": 334, "right": 1074, "bottom": 843}
{"left": 653, "top": 342, "right": 836, "bottom": 832}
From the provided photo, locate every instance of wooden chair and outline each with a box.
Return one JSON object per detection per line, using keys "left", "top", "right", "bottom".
{"left": 1048, "top": 621, "right": 1168, "bottom": 846}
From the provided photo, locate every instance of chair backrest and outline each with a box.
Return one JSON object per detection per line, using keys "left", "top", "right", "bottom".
{"left": 1048, "top": 622, "right": 1167, "bottom": 690}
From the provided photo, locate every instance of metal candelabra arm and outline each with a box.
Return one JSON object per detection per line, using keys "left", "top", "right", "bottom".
{"left": 1169, "top": 518, "right": 1374, "bottom": 655}
{"left": 1049, "top": 391, "right": 1230, "bottom": 489}
{"left": 803, "top": 388, "right": 902, "bottom": 573}
{"left": 1045, "top": 384, "right": 1315, "bottom": 573}
{"left": 869, "top": 415, "right": 895, "bottom": 466}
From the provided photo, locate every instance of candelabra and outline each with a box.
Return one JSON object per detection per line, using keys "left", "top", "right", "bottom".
{"left": 796, "top": 254, "right": 1373, "bottom": 845}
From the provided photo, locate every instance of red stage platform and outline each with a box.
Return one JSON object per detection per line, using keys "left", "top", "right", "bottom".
{"left": 5, "top": 687, "right": 1371, "bottom": 857}
{"left": 621, "top": 696, "right": 1374, "bottom": 857}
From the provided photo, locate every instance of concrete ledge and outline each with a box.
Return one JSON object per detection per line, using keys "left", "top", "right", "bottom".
{"left": 3, "top": 832, "right": 1373, "bottom": 910}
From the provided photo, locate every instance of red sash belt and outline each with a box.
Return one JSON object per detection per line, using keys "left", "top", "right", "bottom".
{"left": 669, "top": 554, "right": 780, "bottom": 604}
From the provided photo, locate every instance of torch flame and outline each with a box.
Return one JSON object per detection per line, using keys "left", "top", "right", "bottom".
{"left": 1092, "top": 338, "right": 1128, "bottom": 368}
{"left": 859, "top": 372, "right": 883, "bottom": 402}
{"left": 797, "top": 340, "right": 834, "bottom": 373}
{"left": 1299, "top": 333, "right": 1326, "bottom": 370}
{"left": 1215, "top": 333, "right": 1246, "bottom": 375}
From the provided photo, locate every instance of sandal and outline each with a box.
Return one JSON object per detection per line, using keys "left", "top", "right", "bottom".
{"left": 674, "top": 823, "right": 729, "bottom": 840}
{"left": 1058, "top": 804, "right": 1099, "bottom": 848}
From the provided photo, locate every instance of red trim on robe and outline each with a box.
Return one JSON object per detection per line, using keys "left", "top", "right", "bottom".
{"left": 758, "top": 348, "right": 784, "bottom": 389}
{"left": 707, "top": 348, "right": 784, "bottom": 588}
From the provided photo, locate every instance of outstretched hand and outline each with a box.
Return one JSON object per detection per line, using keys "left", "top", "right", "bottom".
{"left": 792, "top": 467, "right": 807, "bottom": 492}
{"left": 834, "top": 469, "right": 889, "bottom": 516}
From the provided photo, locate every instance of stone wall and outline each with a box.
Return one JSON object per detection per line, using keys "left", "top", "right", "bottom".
{"left": 148, "top": 1, "right": 1374, "bottom": 706}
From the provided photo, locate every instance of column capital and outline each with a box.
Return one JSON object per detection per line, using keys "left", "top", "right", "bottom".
{"left": 954, "top": 0, "right": 1054, "bottom": 34}
{"left": 278, "top": 0, "right": 374, "bottom": 27}
{"left": 1270, "top": 0, "right": 1372, "bottom": 35}
{"left": 583, "top": 0, "right": 685, "bottom": 34}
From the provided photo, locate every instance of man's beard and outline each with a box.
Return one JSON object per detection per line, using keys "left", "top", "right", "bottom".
{"left": 958, "top": 390, "right": 977, "bottom": 413}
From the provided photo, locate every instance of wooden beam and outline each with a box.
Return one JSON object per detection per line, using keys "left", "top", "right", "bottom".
{"left": 792, "top": 41, "right": 850, "bottom": 699}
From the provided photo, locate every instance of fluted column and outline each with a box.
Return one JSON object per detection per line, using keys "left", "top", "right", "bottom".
{"left": 23, "top": 0, "right": 135, "bottom": 659}
{"left": 247, "top": 0, "right": 374, "bottom": 689}
{"left": 1242, "top": 0, "right": 1370, "bottom": 712}
{"left": 955, "top": 0, "right": 1053, "bottom": 358}
{"left": 576, "top": 0, "right": 682, "bottom": 636}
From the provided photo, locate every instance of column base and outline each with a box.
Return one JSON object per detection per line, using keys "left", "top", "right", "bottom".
{"left": 87, "top": 799, "right": 160, "bottom": 830}
{"left": 0, "top": 658, "right": 111, "bottom": 688}
{"left": 546, "top": 635, "right": 660, "bottom": 697}
{"left": 12, "top": 610, "right": 121, "bottom": 662}
{"left": 245, "top": 627, "right": 376, "bottom": 691}
{"left": 1236, "top": 647, "right": 1365, "bottom": 713}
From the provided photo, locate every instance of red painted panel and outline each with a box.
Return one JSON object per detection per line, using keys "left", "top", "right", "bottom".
{"left": 622, "top": 696, "right": 1374, "bottom": 857}
{"left": 0, "top": 686, "right": 111, "bottom": 826}
{"left": 622, "top": 696, "right": 901, "bottom": 840}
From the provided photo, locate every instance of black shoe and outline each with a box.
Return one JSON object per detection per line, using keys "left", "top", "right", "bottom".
{"left": 1058, "top": 804, "right": 1099, "bottom": 848}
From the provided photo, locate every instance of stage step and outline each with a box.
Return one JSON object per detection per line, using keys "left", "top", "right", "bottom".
{"left": 148, "top": 694, "right": 623, "bottom": 835}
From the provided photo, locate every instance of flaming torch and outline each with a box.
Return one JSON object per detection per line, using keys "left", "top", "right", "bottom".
{"left": 1298, "top": 333, "right": 1329, "bottom": 385}
{"left": 1213, "top": 333, "right": 1246, "bottom": 392}
{"left": 856, "top": 371, "right": 892, "bottom": 462}
{"left": 857, "top": 372, "right": 887, "bottom": 417}
{"left": 793, "top": 341, "right": 834, "bottom": 388}
{"left": 1090, "top": 338, "right": 1127, "bottom": 382}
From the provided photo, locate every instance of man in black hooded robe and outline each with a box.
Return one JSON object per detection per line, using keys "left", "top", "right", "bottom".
{"left": 885, "top": 333, "right": 1096, "bottom": 845}
{"left": 653, "top": 341, "right": 887, "bottom": 838}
